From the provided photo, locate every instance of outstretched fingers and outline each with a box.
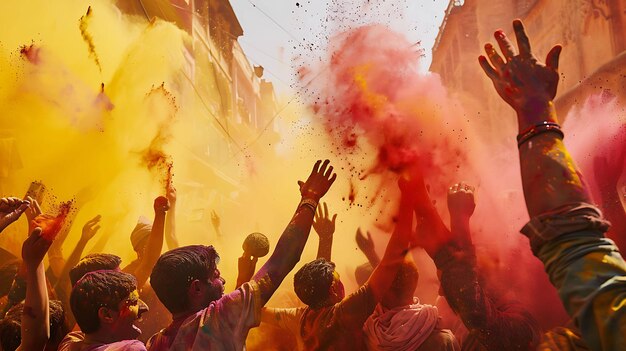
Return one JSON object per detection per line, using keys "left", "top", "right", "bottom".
{"left": 479, "top": 56, "right": 498, "bottom": 80}
{"left": 513, "top": 19, "right": 532, "bottom": 57}
{"left": 495, "top": 30, "right": 516, "bottom": 61}
{"left": 546, "top": 45, "right": 562, "bottom": 71}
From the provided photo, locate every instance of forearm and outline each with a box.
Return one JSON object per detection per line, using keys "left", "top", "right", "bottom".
{"left": 135, "top": 213, "right": 166, "bottom": 288}
{"left": 316, "top": 236, "right": 332, "bottom": 261}
{"left": 165, "top": 207, "right": 179, "bottom": 249}
{"left": 523, "top": 204, "right": 626, "bottom": 351}
{"left": 21, "top": 263, "right": 50, "bottom": 350}
{"left": 253, "top": 201, "right": 315, "bottom": 302}
{"left": 368, "top": 204, "right": 411, "bottom": 300}
{"left": 435, "top": 242, "right": 537, "bottom": 350}
{"left": 519, "top": 114, "right": 590, "bottom": 217}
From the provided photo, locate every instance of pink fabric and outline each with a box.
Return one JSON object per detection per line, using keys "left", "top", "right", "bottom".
{"left": 146, "top": 281, "right": 261, "bottom": 351}
{"left": 58, "top": 331, "right": 146, "bottom": 351}
{"left": 363, "top": 298, "right": 440, "bottom": 351}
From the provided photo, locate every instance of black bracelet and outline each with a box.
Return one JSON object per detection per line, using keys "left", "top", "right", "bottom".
{"left": 517, "top": 122, "right": 564, "bottom": 148}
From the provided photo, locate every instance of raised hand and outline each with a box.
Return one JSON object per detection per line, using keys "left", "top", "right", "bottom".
{"left": 22, "top": 228, "right": 51, "bottom": 269}
{"left": 237, "top": 253, "right": 259, "bottom": 288}
{"left": 409, "top": 170, "right": 451, "bottom": 257}
{"left": 478, "top": 19, "right": 562, "bottom": 130}
{"left": 313, "top": 202, "right": 337, "bottom": 239}
{"left": 447, "top": 182, "right": 476, "bottom": 220}
{"left": 81, "top": 215, "right": 102, "bottom": 242}
{"left": 0, "top": 197, "right": 29, "bottom": 233}
{"left": 166, "top": 183, "right": 177, "bottom": 206}
{"left": 356, "top": 228, "right": 375, "bottom": 254}
{"left": 154, "top": 196, "right": 170, "bottom": 214}
{"left": 298, "top": 160, "right": 337, "bottom": 201}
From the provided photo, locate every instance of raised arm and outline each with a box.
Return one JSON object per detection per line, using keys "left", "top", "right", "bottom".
{"left": 355, "top": 228, "right": 380, "bottom": 267}
{"left": 53, "top": 216, "right": 101, "bottom": 302}
{"left": 18, "top": 227, "right": 51, "bottom": 351}
{"left": 364, "top": 174, "right": 414, "bottom": 302}
{"left": 251, "top": 160, "right": 336, "bottom": 304}
{"left": 0, "top": 197, "right": 29, "bottom": 234}
{"left": 134, "top": 196, "right": 169, "bottom": 289}
{"left": 164, "top": 183, "right": 179, "bottom": 250}
{"left": 429, "top": 183, "right": 538, "bottom": 350}
{"left": 479, "top": 19, "right": 626, "bottom": 350}
{"left": 312, "top": 202, "right": 337, "bottom": 260}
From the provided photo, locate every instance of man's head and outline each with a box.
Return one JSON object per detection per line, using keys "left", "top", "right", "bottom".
{"left": 70, "top": 270, "right": 147, "bottom": 340}
{"left": 381, "top": 258, "right": 419, "bottom": 309}
{"left": 130, "top": 216, "right": 152, "bottom": 256}
{"left": 69, "top": 253, "right": 122, "bottom": 286}
{"left": 150, "top": 245, "right": 222, "bottom": 316}
{"left": 0, "top": 300, "right": 68, "bottom": 351}
{"left": 294, "top": 258, "right": 344, "bottom": 309}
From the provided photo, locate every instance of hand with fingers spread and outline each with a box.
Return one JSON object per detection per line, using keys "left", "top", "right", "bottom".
{"left": 24, "top": 196, "right": 42, "bottom": 232}
{"left": 313, "top": 202, "right": 337, "bottom": 239}
{"left": 0, "top": 197, "right": 30, "bottom": 233}
{"left": 479, "top": 19, "right": 562, "bottom": 130}
{"left": 80, "top": 215, "right": 102, "bottom": 242}
{"left": 313, "top": 202, "right": 337, "bottom": 260}
{"left": 356, "top": 228, "right": 380, "bottom": 266}
{"left": 298, "top": 160, "right": 337, "bottom": 202}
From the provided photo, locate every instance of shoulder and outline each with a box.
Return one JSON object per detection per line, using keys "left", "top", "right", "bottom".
{"left": 106, "top": 340, "right": 147, "bottom": 351}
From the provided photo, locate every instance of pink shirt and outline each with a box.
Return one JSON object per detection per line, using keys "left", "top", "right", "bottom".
{"left": 146, "top": 281, "right": 261, "bottom": 351}
{"left": 58, "top": 331, "right": 147, "bottom": 351}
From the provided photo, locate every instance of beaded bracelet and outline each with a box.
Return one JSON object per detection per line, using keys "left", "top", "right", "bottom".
{"left": 517, "top": 122, "right": 564, "bottom": 148}
{"left": 299, "top": 198, "right": 318, "bottom": 213}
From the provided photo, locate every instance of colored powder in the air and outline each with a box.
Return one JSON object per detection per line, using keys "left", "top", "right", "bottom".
{"left": 32, "top": 201, "right": 73, "bottom": 242}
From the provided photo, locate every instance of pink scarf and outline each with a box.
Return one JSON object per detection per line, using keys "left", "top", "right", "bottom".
{"left": 363, "top": 298, "right": 439, "bottom": 351}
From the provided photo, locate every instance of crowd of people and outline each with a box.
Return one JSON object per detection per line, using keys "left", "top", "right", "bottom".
{"left": 0, "top": 20, "right": 624, "bottom": 351}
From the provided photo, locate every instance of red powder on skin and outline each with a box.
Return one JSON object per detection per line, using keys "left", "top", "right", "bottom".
{"left": 32, "top": 201, "right": 73, "bottom": 242}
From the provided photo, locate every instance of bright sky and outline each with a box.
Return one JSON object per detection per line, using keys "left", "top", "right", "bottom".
{"left": 229, "top": 0, "right": 450, "bottom": 95}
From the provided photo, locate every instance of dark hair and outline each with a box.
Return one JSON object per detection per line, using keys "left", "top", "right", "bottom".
{"left": 0, "top": 300, "right": 68, "bottom": 351}
{"left": 69, "top": 253, "right": 122, "bottom": 287}
{"left": 381, "top": 259, "right": 419, "bottom": 309}
{"left": 294, "top": 258, "right": 336, "bottom": 309}
{"left": 150, "top": 245, "right": 219, "bottom": 314}
{"left": 0, "top": 259, "right": 20, "bottom": 297}
{"left": 70, "top": 270, "right": 137, "bottom": 334}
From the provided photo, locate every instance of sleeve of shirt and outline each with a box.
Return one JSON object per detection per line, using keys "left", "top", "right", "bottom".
{"left": 334, "top": 284, "right": 377, "bottom": 328}
{"left": 434, "top": 244, "right": 539, "bottom": 350}
{"left": 522, "top": 202, "right": 626, "bottom": 351}
{"left": 208, "top": 280, "right": 263, "bottom": 332}
{"left": 261, "top": 307, "right": 304, "bottom": 334}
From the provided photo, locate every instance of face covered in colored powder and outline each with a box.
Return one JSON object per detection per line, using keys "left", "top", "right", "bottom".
{"left": 204, "top": 268, "right": 226, "bottom": 302}
{"left": 111, "top": 290, "right": 149, "bottom": 340}
{"left": 328, "top": 270, "right": 345, "bottom": 305}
